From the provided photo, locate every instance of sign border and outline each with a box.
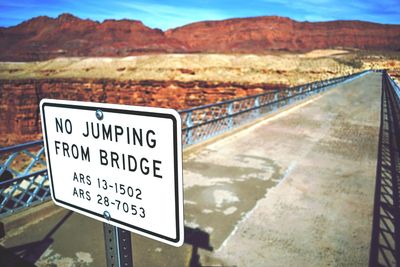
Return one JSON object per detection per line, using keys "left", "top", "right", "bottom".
{"left": 41, "top": 100, "right": 182, "bottom": 246}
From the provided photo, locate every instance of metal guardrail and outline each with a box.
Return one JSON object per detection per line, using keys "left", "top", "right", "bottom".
{"left": 369, "top": 70, "right": 400, "bottom": 267}
{"left": 180, "top": 70, "right": 370, "bottom": 145}
{"left": 0, "top": 140, "right": 50, "bottom": 218}
{"left": 0, "top": 70, "right": 370, "bottom": 218}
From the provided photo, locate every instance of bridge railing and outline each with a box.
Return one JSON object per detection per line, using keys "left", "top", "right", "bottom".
{"left": 0, "top": 70, "right": 370, "bottom": 218}
{"left": 369, "top": 70, "right": 400, "bottom": 267}
{"left": 180, "top": 70, "right": 369, "bottom": 145}
{"left": 0, "top": 140, "right": 50, "bottom": 218}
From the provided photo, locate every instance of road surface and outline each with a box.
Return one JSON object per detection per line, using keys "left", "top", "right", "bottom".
{"left": 1, "top": 72, "right": 381, "bottom": 267}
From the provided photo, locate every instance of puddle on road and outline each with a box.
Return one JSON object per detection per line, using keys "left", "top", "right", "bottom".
{"left": 36, "top": 246, "right": 93, "bottom": 267}
{"left": 183, "top": 155, "right": 283, "bottom": 249}
{"left": 24, "top": 155, "right": 286, "bottom": 267}
{"left": 184, "top": 160, "right": 266, "bottom": 180}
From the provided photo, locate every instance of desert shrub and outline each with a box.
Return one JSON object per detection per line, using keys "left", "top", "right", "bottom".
{"left": 334, "top": 58, "right": 363, "bottom": 69}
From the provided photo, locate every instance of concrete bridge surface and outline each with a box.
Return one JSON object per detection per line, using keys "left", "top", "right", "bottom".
{"left": 0, "top": 72, "right": 382, "bottom": 267}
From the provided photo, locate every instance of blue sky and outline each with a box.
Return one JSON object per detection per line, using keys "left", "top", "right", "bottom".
{"left": 1, "top": 0, "right": 399, "bottom": 30}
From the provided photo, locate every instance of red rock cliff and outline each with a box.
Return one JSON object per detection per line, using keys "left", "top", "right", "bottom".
{"left": 0, "top": 13, "right": 187, "bottom": 61}
{"left": 1, "top": 14, "right": 399, "bottom": 61}
{"left": 165, "top": 17, "right": 400, "bottom": 52}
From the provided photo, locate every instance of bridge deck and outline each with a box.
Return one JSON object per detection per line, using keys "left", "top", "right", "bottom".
{"left": 191, "top": 72, "right": 381, "bottom": 266}
{"left": 1, "top": 72, "right": 382, "bottom": 266}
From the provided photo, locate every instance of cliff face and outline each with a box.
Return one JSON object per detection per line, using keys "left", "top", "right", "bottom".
{"left": 1, "top": 14, "right": 399, "bottom": 61}
{"left": 166, "top": 17, "right": 400, "bottom": 52}
{"left": 0, "top": 79, "right": 281, "bottom": 145}
{"left": 0, "top": 14, "right": 187, "bottom": 61}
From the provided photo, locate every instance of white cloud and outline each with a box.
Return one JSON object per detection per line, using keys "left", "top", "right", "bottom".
{"left": 304, "top": 15, "right": 334, "bottom": 22}
{"left": 115, "top": 1, "right": 228, "bottom": 29}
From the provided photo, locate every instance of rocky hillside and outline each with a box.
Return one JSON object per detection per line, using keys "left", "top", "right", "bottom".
{"left": 0, "top": 14, "right": 399, "bottom": 61}
{"left": 166, "top": 17, "right": 400, "bottom": 52}
{"left": 0, "top": 14, "right": 186, "bottom": 61}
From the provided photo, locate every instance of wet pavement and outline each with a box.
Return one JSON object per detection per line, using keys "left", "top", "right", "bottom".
{"left": 1, "top": 72, "right": 382, "bottom": 267}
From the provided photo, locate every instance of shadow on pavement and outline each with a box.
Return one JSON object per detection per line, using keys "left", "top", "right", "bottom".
{"left": 2, "top": 210, "right": 73, "bottom": 266}
{"left": 369, "top": 71, "right": 400, "bottom": 266}
{"left": 0, "top": 245, "right": 37, "bottom": 267}
{"left": 184, "top": 226, "right": 213, "bottom": 267}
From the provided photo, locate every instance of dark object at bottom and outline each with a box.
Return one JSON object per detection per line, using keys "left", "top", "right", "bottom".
{"left": 0, "top": 245, "right": 36, "bottom": 267}
{"left": 184, "top": 227, "right": 213, "bottom": 267}
{"left": 184, "top": 227, "right": 213, "bottom": 251}
{"left": 0, "top": 221, "right": 5, "bottom": 238}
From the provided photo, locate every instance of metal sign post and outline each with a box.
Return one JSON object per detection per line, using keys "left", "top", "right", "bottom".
{"left": 103, "top": 210, "right": 133, "bottom": 267}
{"left": 103, "top": 222, "right": 133, "bottom": 267}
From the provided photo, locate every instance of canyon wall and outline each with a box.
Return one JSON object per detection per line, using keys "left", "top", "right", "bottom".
{"left": 1, "top": 14, "right": 399, "bottom": 61}
{"left": 0, "top": 79, "right": 280, "bottom": 145}
{"left": 166, "top": 17, "right": 400, "bottom": 53}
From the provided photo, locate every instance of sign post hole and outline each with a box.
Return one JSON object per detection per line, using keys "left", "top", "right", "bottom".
{"left": 40, "top": 99, "right": 184, "bottom": 267}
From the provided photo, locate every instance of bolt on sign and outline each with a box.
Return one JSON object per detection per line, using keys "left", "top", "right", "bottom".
{"left": 40, "top": 99, "right": 184, "bottom": 247}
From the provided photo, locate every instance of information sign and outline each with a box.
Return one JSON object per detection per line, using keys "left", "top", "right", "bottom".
{"left": 40, "top": 99, "right": 184, "bottom": 247}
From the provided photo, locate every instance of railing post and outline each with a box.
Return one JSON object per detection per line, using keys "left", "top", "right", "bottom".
{"left": 298, "top": 86, "right": 304, "bottom": 100}
{"left": 287, "top": 90, "right": 292, "bottom": 104}
{"left": 227, "top": 102, "right": 234, "bottom": 129}
{"left": 253, "top": 96, "right": 260, "bottom": 118}
{"left": 318, "top": 82, "right": 323, "bottom": 92}
{"left": 185, "top": 111, "right": 194, "bottom": 145}
{"left": 273, "top": 91, "right": 279, "bottom": 111}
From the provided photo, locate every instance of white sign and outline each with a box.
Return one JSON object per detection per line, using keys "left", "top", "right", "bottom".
{"left": 40, "top": 99, "right": 184, "bottom": 247}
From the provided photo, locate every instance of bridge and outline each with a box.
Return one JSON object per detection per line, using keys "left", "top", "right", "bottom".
{"left": 0, "top": 70, "right": 399, "bottom": 266}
